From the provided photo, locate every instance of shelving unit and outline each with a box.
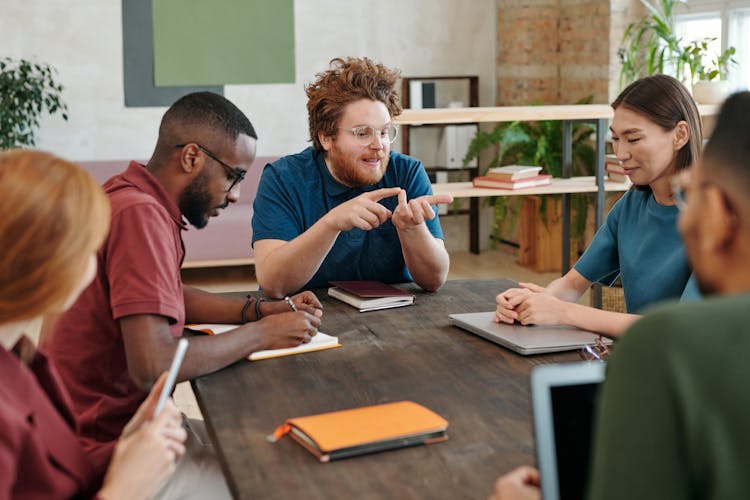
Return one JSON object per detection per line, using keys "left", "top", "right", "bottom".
{"left": 394, "top": 103, "right": 719, "bottom": 308}
{"left": 400, "top": 76, "right": 481, "bottom": 253}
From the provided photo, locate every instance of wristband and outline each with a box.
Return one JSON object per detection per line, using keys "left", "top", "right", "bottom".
{"left": 255, "top": 297, "right": 265, "bottom": 320}
{"left": 241, "top": 295, "right": 255, "bottom": 323}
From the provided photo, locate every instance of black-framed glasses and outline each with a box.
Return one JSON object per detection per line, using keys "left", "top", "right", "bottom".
{"left": 339, "top": 124, "right": 399, "bottom": 146}
{"left": 175, "top": 143, "right": 246, "bottom": 192}
{"left": 579, "top": 336, "right": 610, "bottom": 362}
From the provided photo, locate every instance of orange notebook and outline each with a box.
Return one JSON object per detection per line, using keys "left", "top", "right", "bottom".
{"left": 269, "top": 401, "right": 449, "bottom": 462}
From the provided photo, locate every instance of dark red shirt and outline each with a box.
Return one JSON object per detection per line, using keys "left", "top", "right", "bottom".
{"left": 44, "top": 162, "right": 186, "bottom": 475}
{"left": 0, "top": 341, "right": 98, "bottom": 498}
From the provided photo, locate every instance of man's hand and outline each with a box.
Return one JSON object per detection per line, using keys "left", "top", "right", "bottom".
{"left": 488, "top": 466, "right": 541, "bottom": 500}
{"left": 265, "top": 291, "right": 324, "bottom": 318}
{"left": 100, "top": 372, "right": 187, "bottom": 500}
{"left": 257, "top": 311, "right": 322, "bottom": 350}
{"left": 391, "top": 191, "right": 454, "bottom": 232}
{"left": 324, "top": 187, "right": 402, "bottom": 232}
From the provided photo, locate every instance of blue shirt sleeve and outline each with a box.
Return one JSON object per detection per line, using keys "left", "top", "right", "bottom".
{"left": 574, "top": 196, "right": 623, "bottom": 286}
{"left": 251, "top": 162, "right": 303, "bottom": 245}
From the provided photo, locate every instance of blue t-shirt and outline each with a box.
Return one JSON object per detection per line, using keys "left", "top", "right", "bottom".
{"left": 574, "top": 189, "right": 699, "bottom": 314}
{"left": 252, "top": 147, "right": 443, "bottom": 290}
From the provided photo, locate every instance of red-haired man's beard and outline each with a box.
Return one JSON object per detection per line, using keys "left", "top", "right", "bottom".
{"left": 326, "top": 143, "right": 388, "bottom": 188}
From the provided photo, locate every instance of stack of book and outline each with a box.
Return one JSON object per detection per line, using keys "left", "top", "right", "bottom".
{"left": 472, "top": 165, "right": 552, "bottom": 190}
{"left": 605, "top": 155, "right": 631, "bottom": 184}
{"left": 328, "top": 281, "right": 415, "bottom": 312}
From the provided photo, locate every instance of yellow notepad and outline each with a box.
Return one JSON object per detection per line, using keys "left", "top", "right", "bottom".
{"left": 185, "top": 324, "right": 341, "bottom": 360}
{"left": 269, "top": 401, "right": 449, "bottom": 462}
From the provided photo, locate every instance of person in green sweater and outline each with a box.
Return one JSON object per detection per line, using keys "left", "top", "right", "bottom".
{"left": 490, "top": 91, "right": 750, "bottom": 500}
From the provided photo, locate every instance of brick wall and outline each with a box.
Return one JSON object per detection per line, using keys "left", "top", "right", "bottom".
{"left": 496, "top": 0, "right": 645, "bottom": 105}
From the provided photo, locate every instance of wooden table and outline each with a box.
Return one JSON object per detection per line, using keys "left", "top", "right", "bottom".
{"left": 192, "top": 279, "right": 579, "bottom": 499}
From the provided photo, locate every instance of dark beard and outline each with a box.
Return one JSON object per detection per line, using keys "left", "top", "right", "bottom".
{"left": 180, "top": 171, "right": 213, "bottom": 229}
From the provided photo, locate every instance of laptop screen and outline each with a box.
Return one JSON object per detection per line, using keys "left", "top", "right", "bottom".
{"left": 531, "top": 362, "right": 605, "bottom": 500}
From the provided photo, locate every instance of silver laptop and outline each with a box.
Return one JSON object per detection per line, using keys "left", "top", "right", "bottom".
{"left": 531, "top": 362, "right": 606, "bottom": 500}
{"left": 449, "top": 311, "right": 611, "bottom": 355}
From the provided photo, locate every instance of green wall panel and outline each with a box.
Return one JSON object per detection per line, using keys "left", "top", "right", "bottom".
{"left": 152, "top": 0, "right": 295, "bottom": 86}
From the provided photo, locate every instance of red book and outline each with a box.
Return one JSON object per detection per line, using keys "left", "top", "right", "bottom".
{"left": 472, "top": 174, "right": 552, "bottom": 190}
{"left": 328, "top": 281, "right": 415, "bottom": 312}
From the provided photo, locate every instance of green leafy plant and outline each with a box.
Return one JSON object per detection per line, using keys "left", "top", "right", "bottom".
{"left": 618, "top": 0, "right": 685, "bottom": 88}
{"left": 618, "top": 0, "right": 738, "bottom": 87}
{"left": 684, "top": 38, "right": 737, "bottom": 82}
{"left": 0, "top": 58, "right": 68, "bottom": 149}
{"left": 463, "top": 99, "right": 596, "bottom": 245}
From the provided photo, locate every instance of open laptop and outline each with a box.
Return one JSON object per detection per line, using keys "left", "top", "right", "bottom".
{"left": 531, "top": 362, "right": 606, "bottom": 500}
{"left": 449, "top": 311, "right": 611, "bottom": 355}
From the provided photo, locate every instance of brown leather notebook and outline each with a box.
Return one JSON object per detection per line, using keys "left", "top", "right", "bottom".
{"left": 328, "top": 281, "right": 415, "bottom": 312}
{"left": 269, "top": 401, "right": 448, "bottom": 462}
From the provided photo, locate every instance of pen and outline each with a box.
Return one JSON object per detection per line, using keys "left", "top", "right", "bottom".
{"left": 284, "top": 296, "right": 298, "bottom": 312}
{"left": 154, "top": 338, "right": 189, "bottom": 417}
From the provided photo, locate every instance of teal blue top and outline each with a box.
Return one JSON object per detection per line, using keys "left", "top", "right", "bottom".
{"left": 588, "top": 293, "right": 750, "bottom": 499}
{"left": 574, "top": 189, "right": 699, "bottom": 313}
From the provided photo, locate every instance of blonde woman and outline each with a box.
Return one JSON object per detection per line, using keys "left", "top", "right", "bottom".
{"left": 0, "top": 150, "right": 186, "bottom": 499}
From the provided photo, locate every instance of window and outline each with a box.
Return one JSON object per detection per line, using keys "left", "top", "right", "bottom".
{"left": 728, "top": 9, "right": 750, "bottom": 90}
{"left": 674, "top": 1, "right": 750, "bottom": 90}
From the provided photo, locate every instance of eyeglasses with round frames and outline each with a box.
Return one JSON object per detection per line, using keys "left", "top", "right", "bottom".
{"left": 339, "top": 124, "right": 399, "bottom": 146}
{"left": 175, "top": 143, "right": 246, "bottom": 193}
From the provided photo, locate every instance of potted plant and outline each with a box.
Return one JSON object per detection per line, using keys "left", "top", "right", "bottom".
{"left": 618, "top": 0, "right": 738, "bottom": 98}
{"left": 618, "top": 0, "right": 685, "bottom": 88}
{"left": 684, "top": 38, "right": 737, "bottom": 104}
{"left": 463, "top": 99, "right": 604, "bottom": 271}
{"left": 0, "top": 57, "right": 68, "bottom": 150}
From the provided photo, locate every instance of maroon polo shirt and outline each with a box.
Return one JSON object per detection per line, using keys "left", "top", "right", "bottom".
{"left": 0, "top": 341, "right": 99, "bottom": 498}
{"left": 43, "top": 161, "right": 186, "bottom": 476}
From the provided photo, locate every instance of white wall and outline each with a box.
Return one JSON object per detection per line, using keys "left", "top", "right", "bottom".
{"left": 2, "top": 0, "right": 496, "bottom": 160}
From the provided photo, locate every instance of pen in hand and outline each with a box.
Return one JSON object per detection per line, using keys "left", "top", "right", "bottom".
{"left": 284, "top": 296, "right": 298, "bottom": 312}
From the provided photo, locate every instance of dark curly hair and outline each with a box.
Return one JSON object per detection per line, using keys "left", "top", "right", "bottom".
{"left": 305, "top": 57, "right": 402, "bottom": 150}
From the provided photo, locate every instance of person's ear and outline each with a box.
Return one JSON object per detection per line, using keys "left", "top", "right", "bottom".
{"left": 178, "top": 144, "right": 200, "bottom": 174}
{"left": 319, "top": 131, "right": 333, "bottom": 152}
{"left": 673, "top": 121, "right": 690, "bottom": 151}
{"left": 703, "top": 187, "right": 739, "bottom": 254}
{"left": 177, "top": 144, "right": 204, "bottom": 174}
